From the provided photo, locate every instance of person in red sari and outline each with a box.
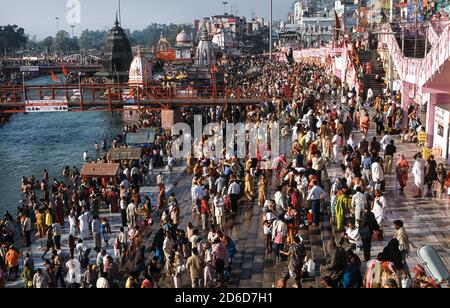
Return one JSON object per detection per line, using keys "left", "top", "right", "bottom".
{"left": 108, "top": 189, "right": 119, "bottom": 213}
{"left": 361, "top": 113, "right": 370, "bottom": 136}
{"left": 396, "top": 154, "right": 409, "bottom": 191}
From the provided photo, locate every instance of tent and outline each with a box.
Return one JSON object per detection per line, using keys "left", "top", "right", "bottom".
{"left": 80, "top": 163, "right": 120, "bottom": 185}
{"left": 109, "top": 148, "right": 142, "bottom": 161}
{"left": 126, "top": 131, "right": 155, "bottom": 146}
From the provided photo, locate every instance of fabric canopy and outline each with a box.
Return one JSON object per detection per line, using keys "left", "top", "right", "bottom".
{"left": 80, "top": 163, "right": 120, "bottom": 177}
{"left": 109, "top": 148, "right": 142, "bottom": 161}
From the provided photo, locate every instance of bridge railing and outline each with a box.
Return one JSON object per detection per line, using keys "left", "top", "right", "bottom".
{"left": 0, "top": 83, "right": 284, "bottom": 112}
{"left": 378, "top": 22, "right": 450, "bottom": 94}
{"left": 419, "top": 23, "right": 450, "bottom": 87}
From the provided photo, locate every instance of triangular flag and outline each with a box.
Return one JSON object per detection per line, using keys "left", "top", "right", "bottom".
{"left": 62, "top": 66, "right": 69, "bottom": 76}
{"left": 51, "top": 71, "right": 57, "bottom": 81}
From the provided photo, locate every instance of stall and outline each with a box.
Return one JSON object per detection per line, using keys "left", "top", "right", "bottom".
{"left": 126, "top": 129, "right": 156, "bottom": 147}
{"left": 80, "top": 163, "right": 120, "bottom": 187}
{"left": 108, "top": 148, "right": 142, "bottom": 162}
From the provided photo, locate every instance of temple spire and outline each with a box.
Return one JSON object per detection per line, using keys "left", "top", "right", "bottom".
{"left": 115, "top": 11, "right": 119, "bottom": 27}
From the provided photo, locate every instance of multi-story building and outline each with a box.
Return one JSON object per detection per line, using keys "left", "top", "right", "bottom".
{"left": 194, "top": 14, "right": 269, "bottom": 53}
{"left": 281, "top": 0, "right": 335, "bottom": 48}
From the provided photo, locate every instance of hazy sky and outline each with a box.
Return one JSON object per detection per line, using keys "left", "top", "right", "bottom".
{"left": 0, "top": 0, "right": 293, "bottom": 39}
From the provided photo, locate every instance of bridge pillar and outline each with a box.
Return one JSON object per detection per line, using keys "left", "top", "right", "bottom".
{"left": 161, "top": 107, "right": 183, "bottom": 131}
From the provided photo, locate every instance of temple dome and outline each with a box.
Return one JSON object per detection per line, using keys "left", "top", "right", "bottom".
{"left": 176, "top": 29, "right": 192, "bottom": 47}
{"left": 128, "top": 49, "right": 152, "bottom": 85}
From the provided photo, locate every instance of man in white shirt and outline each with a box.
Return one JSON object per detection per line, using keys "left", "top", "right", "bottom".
{"left": 120, "top": 196, "right": 127, "bottom": 227}
{"left": 191, "top": 182, "right": 204, "bottom": 213}
{"left": 373, "top": 190, "right": 387, "bottom": 227}
{"left": 351, "top": 186, "right": 366, "bottom": 227}
{"left": 274, "top": 185, "right": 288, "bottom": 214}
{"left": 332, "top": 134, "right": 341, "bottom": 164}
{"left": 347, "top": 133, "right": 357, "bottom": 149}
{"left": 380, "top": 132, "right": 393, "bottom": 151}
{"left": 371, "top": 157, "right": 384, "bottom": 190}
{"left": 307, "top": 180, "right": 326, "bottom": 225}
{"left": 227, "top": 179, "right": 241, "bottom": 213}
{"left": 213, "top": 193, "right": 225, "bottom": 227}
{"left": 22, "top": 215, "right": 32, "bottom": 247}
{"left": 345, "top": 221, "right": 362, "bottom": 251}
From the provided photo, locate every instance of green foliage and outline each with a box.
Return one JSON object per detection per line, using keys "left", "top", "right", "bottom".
{"left": 79, "top": 29, "right": 108, "bottom": 50}
{"left": 0, "top": 23, "right": 193, "bottom": 54}
{"left": 130, "top": 23, "right": 193, "bottom": 47}
{"left": 52, "top": 30, "right": 79, "bottom": 53}
{"left": 0, "top": 25, "right": 28, "bottom": 53}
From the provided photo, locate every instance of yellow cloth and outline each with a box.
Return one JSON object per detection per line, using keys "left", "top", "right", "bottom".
{"left": 45, "top": 212, "right": 52, "bottom": 227}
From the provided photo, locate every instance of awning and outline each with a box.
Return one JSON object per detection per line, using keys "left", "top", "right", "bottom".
{"left": 80, "top": 163, "right": 120, "bottom": 177}
{"left": 109, "top": 148, "right": 142, "bottom": 161}
{"left": 126, "top": 131, "right": 155, "bottom": 145}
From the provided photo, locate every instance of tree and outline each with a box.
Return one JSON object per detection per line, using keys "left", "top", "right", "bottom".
{"left": 130, "top": 23, "right": 193, "bottom": 47}
{"left": 79, "top": 29, "right": 108, "bottom": 51}
{"left": 42, "top": 36, "right": 54, "bottom": 53}
{"left": 52, "top": 30, "right": 70, "bottom": 52}
{"left": 0, "top": 24, "right": 28, "bottom": 54}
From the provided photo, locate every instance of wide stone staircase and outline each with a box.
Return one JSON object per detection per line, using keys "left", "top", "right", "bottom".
{"left": 358, "top": 50, "right": 386, "bottom": 99}
{"left": 395, "top": 34, "right": 431, "bottom": 59}
{"left": 226, "top": 168, "right": 335, "bottom": 289}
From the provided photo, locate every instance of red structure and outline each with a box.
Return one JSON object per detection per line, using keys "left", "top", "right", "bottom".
{"left": 0, "top": 83, "right": 293, "bottom": 113}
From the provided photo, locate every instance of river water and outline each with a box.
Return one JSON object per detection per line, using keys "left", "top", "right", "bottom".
{"left": 0, "top": 75, "right": 125, "bottom": 214}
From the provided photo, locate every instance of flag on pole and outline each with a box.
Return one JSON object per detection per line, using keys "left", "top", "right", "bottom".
{"left": 62, "top": 66, "right": 69, "bottom": 76}
{"left": 51, "top": 71, "right": 58, "bottom": 82}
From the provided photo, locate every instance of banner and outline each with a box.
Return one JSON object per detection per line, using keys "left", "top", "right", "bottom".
{"left": 20, "top": 66, "right": 39, "bottom": 72}
{"left": 25, "top": 99, "right": 69, "bottom": 113}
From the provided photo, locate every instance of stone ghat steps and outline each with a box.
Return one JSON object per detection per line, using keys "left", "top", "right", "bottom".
{"left": 358, "top": 50, "right": 386, "bottom": 98}
{"left": 228, "top": 169, "right": 335, "bottom": 289}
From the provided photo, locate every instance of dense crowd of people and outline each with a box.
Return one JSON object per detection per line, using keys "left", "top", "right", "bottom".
{"left": 0, "top": 51, "right": 447, "bottom": 289}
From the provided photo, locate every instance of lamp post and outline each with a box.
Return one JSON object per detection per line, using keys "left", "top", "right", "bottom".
{"left": 55, "top": 17, "right": 59, "bottom": 34}
{"left": 222, "top": 2, "right": 228, "bottom": 15}
{"left": 22, "top": 72, "right": 26, "bottom": 102}
{"left": 78, "top": 71, "right": 84, "bottom": 110}
{"left": 388, "top": 0, "right": 394, "bottom": 92}
{"left": 269, "top": 0, "right": 273, "bottom": 60}
{"left": 70, "top": 25, "right": 75, "bottom": 37}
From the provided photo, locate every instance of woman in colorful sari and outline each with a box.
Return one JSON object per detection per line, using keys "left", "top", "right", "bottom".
{"left": 335, "top": 188, "right": 351, "bottom": 232}
{"left": 380, "top": 261, "right": 401, "bottom": 288}
{"left": 361, "top": 113, "right": 370, "bottom": 136}
{"left": 396, "top": 154, "right": 409, "bottom": 191}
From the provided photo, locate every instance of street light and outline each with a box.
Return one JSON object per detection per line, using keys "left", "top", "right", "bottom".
{"left": 22, "top": 72, "right": 26, "bottom": 102}
{"left": 269, "top": 0, "right": 273, "bottom": 60}
{"left": 223, "top": 2, "right": 228, "bottom": 15}
{"left": 78, "top": 71, "right": 83, "bottom": 107}
{"left": 70, "top": 25, "right": 75, "bottom": 37}
{"left": 55, "top": 17, "right": 59, "bottom": 34}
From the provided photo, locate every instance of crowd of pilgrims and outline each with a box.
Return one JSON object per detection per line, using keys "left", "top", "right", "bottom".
{"left": 0, "top": 54, "right": 444, "bottom": 289}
